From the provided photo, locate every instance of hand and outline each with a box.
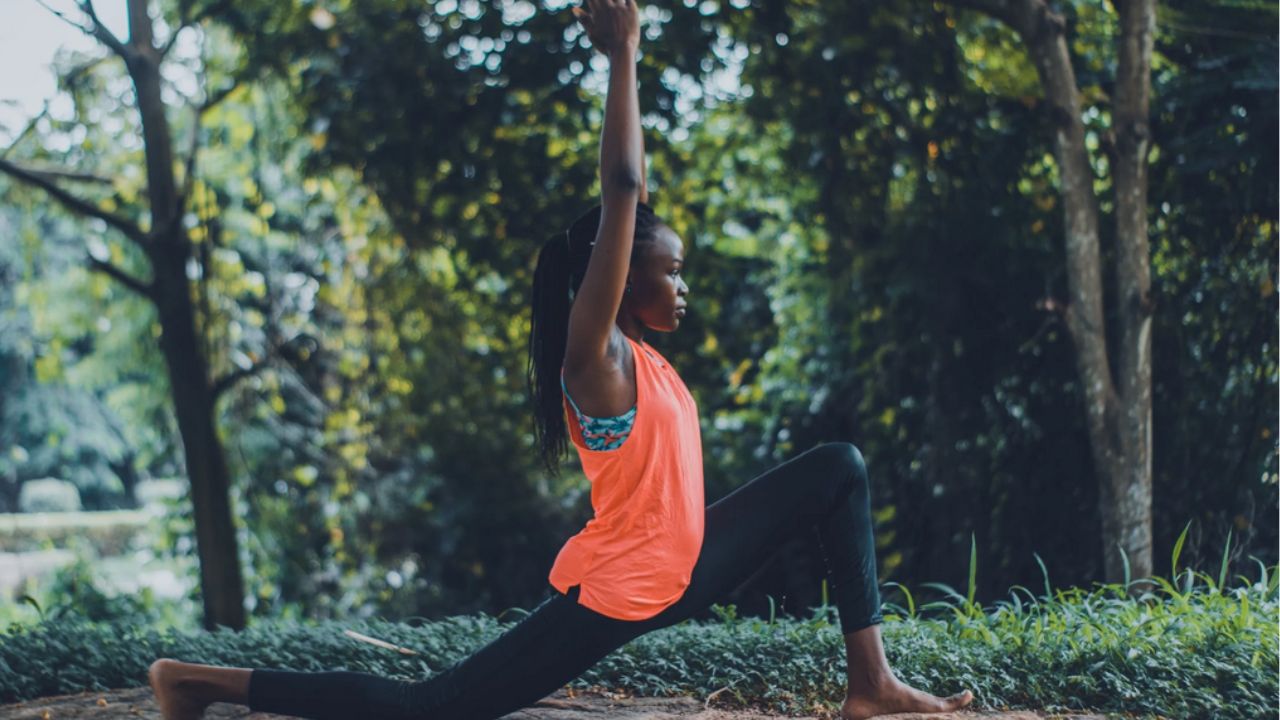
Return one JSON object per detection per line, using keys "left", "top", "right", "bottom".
{"left": 572, "top": 0, "right": 640, "bottom": 56}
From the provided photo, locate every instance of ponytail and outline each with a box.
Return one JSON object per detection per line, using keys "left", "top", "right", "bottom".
{"left": 526, "top": 202, "right": 663, "bottom": 476}
{"left": 528, "top": 232, "right": 574, "bottom": 475}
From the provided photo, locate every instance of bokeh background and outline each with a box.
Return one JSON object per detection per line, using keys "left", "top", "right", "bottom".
{"left": 0, "top": 0, "right": 1274, "bottom": 634}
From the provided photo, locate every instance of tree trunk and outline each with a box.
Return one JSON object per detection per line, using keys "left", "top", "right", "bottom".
{"left": 1108, "top": 0, "right": 1157, "bottom": 588}
{"left": 1, "top": 0, "right": 250, "bottom": 629}
{"left": 152, "top": 254, "right": 247, "bottom": 630}
{"left": 1003, "top": 0, "right": 1155, "bottom": 588}
{"left": 123, "top": 0, "right": 246, "bottom": 631}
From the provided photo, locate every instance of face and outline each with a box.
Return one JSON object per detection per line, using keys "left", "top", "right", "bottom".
{"left": 625, "top": 225, "right": 689, "bottom": 332}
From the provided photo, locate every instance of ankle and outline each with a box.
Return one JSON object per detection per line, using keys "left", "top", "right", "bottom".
{"left": 167, "top": 662, "right": 209, "bottom": 699}
{"left": 847, "top": 668, "right": 896, "bottom": 697}
{"left": 172, "top": 662, "right": 245, "bottom": 706}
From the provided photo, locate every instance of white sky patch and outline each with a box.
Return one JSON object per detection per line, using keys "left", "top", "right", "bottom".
{"left": 0, "top": 0, "right": 128, "bottom": 144}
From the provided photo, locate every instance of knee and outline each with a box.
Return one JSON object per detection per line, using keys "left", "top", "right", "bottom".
{"left": 820, "top": 442, "right": 869, "bottom": 498}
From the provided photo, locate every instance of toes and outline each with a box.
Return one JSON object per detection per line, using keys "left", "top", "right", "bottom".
{"left": 946, "top": 690, "right": 974, "bottom": 709}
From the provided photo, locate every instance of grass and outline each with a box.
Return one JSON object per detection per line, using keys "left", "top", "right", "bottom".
{"left": 0, "top": 524, "right": 1275, "bottom": 719}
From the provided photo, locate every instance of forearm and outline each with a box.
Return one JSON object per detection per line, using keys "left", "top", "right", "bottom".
{"left": 599, "top": 41, "right": 643, "bottom": 197}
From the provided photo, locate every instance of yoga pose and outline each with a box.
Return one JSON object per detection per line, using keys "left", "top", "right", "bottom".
{"left": 149, "top": 1, "right": 974, "bottom": 717}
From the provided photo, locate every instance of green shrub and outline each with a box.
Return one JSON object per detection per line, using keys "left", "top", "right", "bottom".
{"left": 12, "top": 556, "right": 160, "bottom": 627}
{"left": 1, "top": 529, "right": 1273, "bottom": 719}
{"left": 0, "top": 558, "right": 1274, "bottom": 719}
{"left": 18, "top": 479, "right": 82, "bottom": 514}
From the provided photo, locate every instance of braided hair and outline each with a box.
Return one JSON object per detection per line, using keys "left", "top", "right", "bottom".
{"left": 527, "top": 202, "right": 664, "bottom": 476}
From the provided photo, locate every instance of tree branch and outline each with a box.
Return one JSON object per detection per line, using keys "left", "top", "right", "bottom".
{"left": 210, "top": 333, "right": 319, "bottom": 401}
{"left": 33, "top": 0, "right": 95, "bottom": 36}
{"left": 157, "top": 0, "right": 195, "bottom": 60}
{"left": 0, "top": 158, "right": 148, "bottom": 246}
{"left": 87, "top": 252, "right": 155, "bottom": 299}
{"left": 78, "top": 0, "right": 134, "bottom": 61}
{"left": 1, "top": 103, "right": 49, "bottom": 160}
{"left": 158, "top": 27, "right": 183, "bottom": 59}
{"left": 23, "top": 165, "right": 114, "bottom": 185}
{"left": 177, "top": 80, "right": 241, "bottom": 208}
{"left": 200, "top": 81, "right": 241, "bottom": 115}
{"left": 1018, "top": 309, "right": 1059, "bottom": 354}
{"left": 178, "top": 110, "right": 201, "bottom": 208}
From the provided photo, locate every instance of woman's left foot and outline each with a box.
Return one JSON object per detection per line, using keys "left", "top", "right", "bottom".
{"left": 840, "top": 676, "right": 974, "bottom": 720}
{"left": 149, "top": 659, "right": 213, "bottom": 720}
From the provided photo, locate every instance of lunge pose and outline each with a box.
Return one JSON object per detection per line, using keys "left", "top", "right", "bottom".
{"left": 149, "top": 1, "right": 975, "bottom": 718}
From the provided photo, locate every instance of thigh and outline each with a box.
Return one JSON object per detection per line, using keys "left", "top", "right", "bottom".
{"left": 435, "top": 443, "right": 850, "bottom": 717}
{"left": 627, "top": 443, "right": 853, "bottom": 633}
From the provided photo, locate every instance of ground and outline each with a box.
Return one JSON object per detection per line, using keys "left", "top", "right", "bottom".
{"left": 0, "top": 685, "right": 1114, "bottom": 720}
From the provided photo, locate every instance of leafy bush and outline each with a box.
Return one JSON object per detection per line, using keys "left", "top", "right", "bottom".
{"left": 11, "top": 555, "right": 160, "bottom": 628}
{"left": 17, "top": 479, "right": 81, "bottom": 513}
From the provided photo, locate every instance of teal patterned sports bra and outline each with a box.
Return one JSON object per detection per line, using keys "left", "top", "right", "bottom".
{"left": 561, "top": 374, "right": 637, "bottom": 451}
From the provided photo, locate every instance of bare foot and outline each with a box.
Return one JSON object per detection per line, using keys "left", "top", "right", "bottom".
{"left": 840, "top": 676, "right": 974, "bottom": 720}
{"left": 149, "top": 659, "right": 213, "bottom": 720}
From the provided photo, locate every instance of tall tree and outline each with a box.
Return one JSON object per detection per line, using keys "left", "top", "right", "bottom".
{"left": 939, "top": 0, "right": 1159, "bottom": 587}
{"left": 0, "top": 0, "right": 301, "bottom": 630}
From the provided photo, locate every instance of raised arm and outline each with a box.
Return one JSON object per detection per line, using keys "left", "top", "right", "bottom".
{"left": 639, "top": 125, "right": 649, "bottom": 205}
{"left": 564, "top": 0, "right": 643, "bottom": 374}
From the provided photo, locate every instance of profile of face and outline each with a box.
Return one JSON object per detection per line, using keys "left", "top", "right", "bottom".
{"left": 622, "top": 224, "right": 689, "bottom": 332}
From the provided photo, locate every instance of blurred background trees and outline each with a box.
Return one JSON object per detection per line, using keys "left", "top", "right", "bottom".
{"left": 1, "top": 0, "right": 1274, "bottom": 630}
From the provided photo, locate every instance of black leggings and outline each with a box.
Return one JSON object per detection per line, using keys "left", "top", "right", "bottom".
{"left": 247, "top": 442, "right": 883, "bottom": 720}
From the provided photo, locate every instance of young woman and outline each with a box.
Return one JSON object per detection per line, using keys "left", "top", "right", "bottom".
{"left": 148, "top": 1, "right": 974, "bottom": 718}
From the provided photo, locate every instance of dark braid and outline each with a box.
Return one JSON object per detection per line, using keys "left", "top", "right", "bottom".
{"left": 527, "top": 202, "right": 664, "bottom": 476}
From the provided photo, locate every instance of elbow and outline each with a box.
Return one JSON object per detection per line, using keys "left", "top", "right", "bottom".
{"left": 604, "top": 165, "right": 643, "bottom": 194}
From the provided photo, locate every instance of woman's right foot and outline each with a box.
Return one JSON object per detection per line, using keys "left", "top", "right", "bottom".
{"left": 149, "top": 659, "right": 213, "bottom": 720}
{"left": 840, "top": 676, "right": 974, "bottom": 720}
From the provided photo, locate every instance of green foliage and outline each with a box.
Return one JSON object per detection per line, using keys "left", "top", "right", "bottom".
{"left": 0, "top": 0, "right": 1274, "bottom": 635}
{"left": 0, "top": 114, "right": 169, "bottom": 512}
{"left": 11, "top": 555, "right": 158, "bottom": 628}
{"left": 0, "top": 556, "right": 1274, "bottom": 720}
{"left": 1146, "top": 0, "right": 1278, "bottom": 580}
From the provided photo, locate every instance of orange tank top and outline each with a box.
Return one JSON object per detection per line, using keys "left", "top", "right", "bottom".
{"left": 549, "top": 334, "right": 705, "bottom": 620}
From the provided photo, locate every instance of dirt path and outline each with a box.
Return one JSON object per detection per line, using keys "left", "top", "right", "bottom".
{"left": 0, "top": 685, "right": 1111, "bottom": 720}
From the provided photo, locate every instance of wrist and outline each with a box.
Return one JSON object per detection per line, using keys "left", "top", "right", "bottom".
{"left": 607, "top": 40, "right": 639, "bottom": 61}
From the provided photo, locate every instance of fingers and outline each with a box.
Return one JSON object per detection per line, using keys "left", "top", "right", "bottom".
{"left": 582, "top": 0, "right": 604, "bottom": 27}
{"left": 572, "top": 3, "right": 594, "bottom": 30}
{"left": 573, "top": 0, "right": 638, "bottom": 52}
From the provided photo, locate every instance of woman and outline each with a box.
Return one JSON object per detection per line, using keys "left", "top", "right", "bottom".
{"left": 148, "top": 1, "right": 975, "bottom": 718}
